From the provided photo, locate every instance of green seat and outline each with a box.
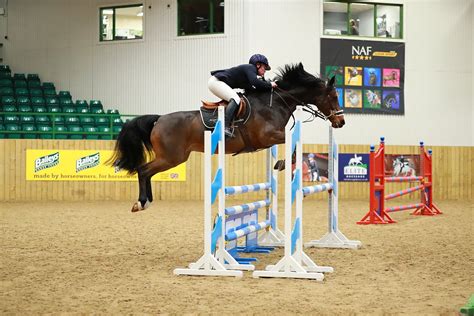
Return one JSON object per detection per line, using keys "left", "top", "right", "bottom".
{"left": 107, "top": 109, "right": 120, "bottom": 114}
{"left": 6, "top": 124, "right": 21, "bottom": 139}
{"left": 1, "top": 96, "right": 16, "bottom": 107}
{"left": 31, "top": 97, "right": 46, "bottom": 107}
{"left": 0, "top": 124, "right": 5, "bottom": 139}
{"left": 0, "top": 87, "right": 14, "bottom": 97}
{"left": 91, "top": 108, "right": 104, "bottom": 114}
{"left": 52, "top": 115, "right": 65, "bottom": 126}
{"left": 20, "top": 115, "right": 35, "bottom": 124}
{"left": 112, "top": 117, "right": 123, "bottom": 126}
{"left": 58, "top": 91, "right": 72, "bottom": 99}
{"left": 29, "top": 88, "right": 43, "bottom": 97}
{"left": 15, "top": 88, "right": 29, "bottom": 96}
{"left": 27, "top": 74, "right": 40, "bottom": 81}
{"left": 0, "top": 65, "right": 11, "bottom": 72}
{"left": 45, "top": 96, "right": 59, "bottom": 107}
{"left": 33, "top": 106, "right": 47, "bottom": 113}
{"left": 14, "top": 80, "right": 27, "bottom": 88}
{"left": 0, "top": 79, "right": 12, "bottom": 87}
{"left": 27, "top": 80, "right": 41, "bottom": 89}
{"left": 113, "top": 126, "right": 122, "bottom": 139}
{"left": 80, "top": 116, "right": 94, "bottom": 127}
{"left": 62, "top": 106, "right": 75, "bottom": 113}
{"left": 78, "top": 107, "right": 90, "bottom": 114}
{"left": 18, "top": 105, "right": 33, "bottom": 113}
{"left": 84, "top": 126, "right": 99, "bottom": 139}
{"left": 43, "top": 88, "right": 56, "bottom": 97}
{"left": 3, "top": 104, "right": 17, "bottom": 112}
{"left": 4, "top": 114, "right": 19, "bottom": 124}
{"left": 95, "top": 116, "right": 109, "bottom": 126}
{"left": 13, "top": 73, "right": 26, "bottom": 81}
{"left": 16, "top": 96, "right": 31, "bottom": 107}
{"left": 22, "top": 124, "right": 37, "bottom": 139}
{"left": 75, "top": 100, "right": 88, "bottom": 109}
{"left": 42, "top": 82, "right": 55, "bottom": 90}
{"left": 68, "top": 126, "right": 83, "bottom": 139}
{"left": 48, "top": 106, "right": 62, "bottom": 113}
{"left": 99, "top": 126, "right": 112, "bottom": 140}
{"left": 37, "top": 125, "right": 53, "bottom": 139}
{"left": 35, "top": 115, "right": 50, "bottom": 125}
{"left": 59, "top": 98, "right": 73, "bottom": 107}
{"left": 64, "top": 116, "right": 80, "bottom": 125}
{"left": 0, "top": 72, "right": 11, "bottom": 79}
{"left": 53, "top": 125, "right": 68, "bottom": 139}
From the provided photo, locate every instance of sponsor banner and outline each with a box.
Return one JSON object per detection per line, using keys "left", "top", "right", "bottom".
{"left": 339, "top": 153, "right": 369, "bottom": 182}
{"left": 299, "top": 153, "right": 330, "bottom": 183}
{"left": 385, "top": 154, "right": 420, "bottom": 177}
{"left": 26, "top": 150, "right": 186, "bottom": 181}
{"left": 321, "top": 38, "right": 405, "bottom": 115}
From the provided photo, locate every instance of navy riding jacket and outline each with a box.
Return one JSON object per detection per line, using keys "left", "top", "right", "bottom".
{"left": 211, "top": 64, "right": 272, "bottom": 91}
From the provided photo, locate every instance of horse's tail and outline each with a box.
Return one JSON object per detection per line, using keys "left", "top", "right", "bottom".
{"left": 108, "top": 115, "right": 160, "bottom": 174}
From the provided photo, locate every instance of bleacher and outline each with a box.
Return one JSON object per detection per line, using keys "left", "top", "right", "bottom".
{"left": 0, "top": 64, "right": 130, "bottom": 140}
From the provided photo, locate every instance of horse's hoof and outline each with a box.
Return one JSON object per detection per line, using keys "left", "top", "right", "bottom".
{"left": 131, "top": 202, "right": 142, "bottom": 213}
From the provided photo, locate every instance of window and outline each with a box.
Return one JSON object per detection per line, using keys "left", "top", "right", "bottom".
{"left": 178, "top": 0, "right": 224, "bottom": 36}
{"left": 100, "top": 4, "right": 143, "bottom": 42}
{"left": 323, "top": 1, "right": 403, "bottom": 39}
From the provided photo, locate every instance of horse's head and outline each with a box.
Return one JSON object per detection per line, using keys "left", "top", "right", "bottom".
{"left": 275, "top": 63, "right": 345, "bottom": 128}
{"left": 316, "top": 76, "right": 345, "bottom": 128}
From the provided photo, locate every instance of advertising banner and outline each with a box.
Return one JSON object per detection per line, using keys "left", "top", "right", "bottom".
{"left": 338, "top": 153, "right": 369, "bottom": 182}
{"left": 321, "top": 38, "right": 405, "bottom": 115}
{"left": 384, "top": 154, "right": 420, "bottom": 177}
{"left": 26, "top": 150, "right": 186, "bottom": 181}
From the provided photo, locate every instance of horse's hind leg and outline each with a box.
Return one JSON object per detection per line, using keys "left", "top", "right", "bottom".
{"left": 131, "top": 158, "right": 178, "bottom": 213}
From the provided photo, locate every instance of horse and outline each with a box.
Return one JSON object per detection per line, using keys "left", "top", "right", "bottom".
{"left": 109, "top": 63, "right": 345, "bottom": 212}
{"left": 392, "top": 157, "right": 416, "bottom": 177}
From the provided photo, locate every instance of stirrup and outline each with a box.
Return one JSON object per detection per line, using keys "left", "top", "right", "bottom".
{"left": 224, "top": 127, "right": 235, "bottom": 138}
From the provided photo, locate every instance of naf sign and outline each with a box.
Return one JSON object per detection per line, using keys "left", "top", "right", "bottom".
{"left": 338, "top": 153, "right": 370, "bottom": 182}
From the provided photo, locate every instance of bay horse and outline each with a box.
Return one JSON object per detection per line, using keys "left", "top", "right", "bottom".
{"left": 109, "top": 63, "right": 345, "bottom": 212}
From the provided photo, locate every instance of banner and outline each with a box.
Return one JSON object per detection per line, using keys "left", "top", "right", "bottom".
{"left": 338, "top": 153, "right": 369, "bottom": 182}
{"left": 26, "top": 150, "right": 186, "bottom": 181}
{"left": 321, "top": 38, "right": 405, "bottom": 115}
{"left": 384, "top": 154, "right": 420, "bottom": 177}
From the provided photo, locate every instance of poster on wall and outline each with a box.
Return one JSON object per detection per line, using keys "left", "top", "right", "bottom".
{"left": 26, "top": 149, "right": 186, "bottom": 181}
{"left": 384, "top": 154, "right": 420, "bottom": 177}
{"left": 321, "top": 38, "right": 405, "bottom": 115}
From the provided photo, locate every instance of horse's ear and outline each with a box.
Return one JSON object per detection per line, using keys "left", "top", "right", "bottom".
{"left": 328, "top": 76, "right": 335, "bottom": 87}
{"left": 298, "top": 62, "right": 304, "bottom": 70}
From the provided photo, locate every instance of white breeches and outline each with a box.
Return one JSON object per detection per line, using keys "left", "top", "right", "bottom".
{"left": 208, "top": 76, "right": 241, "bottom": 104}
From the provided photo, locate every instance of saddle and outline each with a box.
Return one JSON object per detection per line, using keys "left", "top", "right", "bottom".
{"left": 199, "top": 94, "right": 251, "bottom": 130}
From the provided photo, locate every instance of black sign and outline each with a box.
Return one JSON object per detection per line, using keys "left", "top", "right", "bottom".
{"left": 321, "top": 38, "right": 405, "bottom": 115}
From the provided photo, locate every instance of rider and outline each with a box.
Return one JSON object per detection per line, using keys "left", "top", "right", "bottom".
{"left": 208, "top": 54, "right": 278, "bottom": 137}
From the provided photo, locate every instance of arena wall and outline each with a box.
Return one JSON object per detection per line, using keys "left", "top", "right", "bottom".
{"left": 1, "top": 0, "right": 472, "bottom": 146}
{"left": 1, "top": 139, "right": 472, "bottom": 202}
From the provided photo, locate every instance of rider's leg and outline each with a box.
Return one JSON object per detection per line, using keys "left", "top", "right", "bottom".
{"left": 208, "top": 76, "right": 240, "bottom": 137}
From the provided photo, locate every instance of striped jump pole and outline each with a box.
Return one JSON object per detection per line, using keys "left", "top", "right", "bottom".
{"left": 385, "top": 176, "right": 424, "bottom": 183}
{"left": 174, "top": 106, "right": 243, "bottom": 277}
{"left": 384, "top": 184, "right": 425, "bottom": 200}
{"left": 305, "top": 126, "right": 361, "bottom": 249}
{"left": 254, "top": 106, "right": 333, "bottom": 280}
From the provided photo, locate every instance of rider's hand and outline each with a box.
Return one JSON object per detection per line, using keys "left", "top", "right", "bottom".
{"left": 271, "top": 81, "right": 278, "bottom": 88}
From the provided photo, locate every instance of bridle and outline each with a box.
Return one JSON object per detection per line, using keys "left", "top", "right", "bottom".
{"left": 272, "top": 86, "right": 344, "bottom": 124}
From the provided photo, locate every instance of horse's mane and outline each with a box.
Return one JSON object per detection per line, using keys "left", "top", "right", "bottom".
{"left": 274, "top": 63, "right": 325, "bottom": 89}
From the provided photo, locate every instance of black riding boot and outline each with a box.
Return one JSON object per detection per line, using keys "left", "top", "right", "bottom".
{"left": 224, "top": 99, "right": 239, "bottom": 138}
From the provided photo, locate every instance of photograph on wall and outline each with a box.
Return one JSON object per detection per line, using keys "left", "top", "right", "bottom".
{"left": 344, "top": 66, "right": 363, "bottom": 86}
{"left": 296, "top": 153, "right": 330, "bottom": 183}
{"left": 339, "top": 153, "right": 370, "bottom": 182}
{"left": 363, "top": 67, "right": 381, "bottom": 86}
{"left": 363, "top": 89, "right": 382, "bottom": 109}
{"left": 325, "top": 65, "right": 344, "bottom": 85}
{"left": 344, "top": 89, "right": 362, "bottom": 108}
{"left": 382, "top": 90, "right": 400, "bottom": 110}
{"left": 384, "top": 154, "right": 420, "bottom": 177}
{"left": 382, "top": 68, "right": 400, "bottom": 87}
{"left": 321, "top": 38, "right": 405, "bottom": 115}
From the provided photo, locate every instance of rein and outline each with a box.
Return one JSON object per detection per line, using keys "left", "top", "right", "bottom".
{"left": 272, "top": 86, "right": 344, "bottom": 123}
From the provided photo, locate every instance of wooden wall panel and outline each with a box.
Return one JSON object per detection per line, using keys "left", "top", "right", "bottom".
{"left": 0, "top": 140, "right": 472, "bottom": 202}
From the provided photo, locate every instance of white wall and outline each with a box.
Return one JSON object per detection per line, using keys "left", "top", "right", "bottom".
{"left": 2, "top": 0, "right": 473, "bottom": 146}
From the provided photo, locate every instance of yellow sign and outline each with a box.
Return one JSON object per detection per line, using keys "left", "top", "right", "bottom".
{"left": 373, "top": 51, "right": 397, "bottom": 57}
{"left": 26, "top": 150, "right": 186, "bottom": 181}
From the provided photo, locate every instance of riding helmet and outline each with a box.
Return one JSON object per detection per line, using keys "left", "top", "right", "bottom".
{"left": 249, "top": 54, "right": 271, "bottom": 70}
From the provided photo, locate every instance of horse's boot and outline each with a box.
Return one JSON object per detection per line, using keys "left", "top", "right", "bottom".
{"left": 224, "top": 99, "right": 238, "bottom": 138}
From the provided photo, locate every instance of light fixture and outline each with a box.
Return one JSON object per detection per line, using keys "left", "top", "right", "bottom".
{"left": 103, "top": 9, "right": 113, "bottom": 15}
{"left": 137, "top": 12, "right": 143, "bottom": 16}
